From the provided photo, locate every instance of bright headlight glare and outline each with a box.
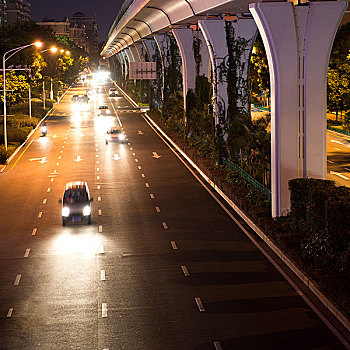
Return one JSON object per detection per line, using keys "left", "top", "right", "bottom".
{"left": 83, "top": 206, "right": 91, "bottom": 216}
{"left": 119, "top": 134, "right": 125, "bottom": 140}
{"left": 62, "top": 207, "right": 70, "bottom": 217}
{"left": 106, "top": 110, "right": 110, "bottom": 114}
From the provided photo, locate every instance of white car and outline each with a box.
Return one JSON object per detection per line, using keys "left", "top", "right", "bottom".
{"left": 109, "top": 88, "right": 119, "bottom": 97}
{"left": 105, "top": 127, "right": 125, "bottom": 144}
{"left": 98, "top": 105, "right": 110, "bottom": 116}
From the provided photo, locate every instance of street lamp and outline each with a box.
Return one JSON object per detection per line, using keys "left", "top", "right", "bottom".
{"left": 40, "top": 46, "right": 58, "bottom": 108}
{"left": 2, "top": 41, "right": 42, "bottom": 151}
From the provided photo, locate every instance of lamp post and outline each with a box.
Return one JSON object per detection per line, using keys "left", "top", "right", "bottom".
{"left": 2, "top": 41, "right": 42, "bottom": 151}
{"left": 40, "top": 46, "right": 58, "bottom": 108}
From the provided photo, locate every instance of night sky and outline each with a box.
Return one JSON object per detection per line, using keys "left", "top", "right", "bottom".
{"left": 30, "top": 0, "right": 124, "bottom": 43}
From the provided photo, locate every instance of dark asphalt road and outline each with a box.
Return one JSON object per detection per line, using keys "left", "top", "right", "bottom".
{"left": 0, "top": 83, "right": 346, "bottom": 349}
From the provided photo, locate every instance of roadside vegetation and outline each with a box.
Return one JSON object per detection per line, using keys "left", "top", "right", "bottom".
{"left": 0, "top": 20, "right": 89, "bottom": 164}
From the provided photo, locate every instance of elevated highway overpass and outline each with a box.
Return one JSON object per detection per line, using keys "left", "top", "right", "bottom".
{"left": 101, "top": 0, "right": 348, "bottom": 217}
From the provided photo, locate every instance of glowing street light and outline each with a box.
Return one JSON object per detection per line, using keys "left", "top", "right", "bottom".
{"left": 2, "top": 41, "right": 42, "bottom": 151}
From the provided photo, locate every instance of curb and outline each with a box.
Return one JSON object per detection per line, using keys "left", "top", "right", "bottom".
{"left": 116, "top": 83, "right": 350, "bottom": 342}
{"left": 0, "top": 85, "right": 72, "bottom": 173}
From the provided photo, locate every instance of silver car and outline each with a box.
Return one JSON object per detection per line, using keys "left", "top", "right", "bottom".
{"left": 59, "top": 181, "right": 93, "bottom": 226}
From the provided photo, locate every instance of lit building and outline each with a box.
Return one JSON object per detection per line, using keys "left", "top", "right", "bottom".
{"left": 3, "top": 0, "right": 31, "bottom": 25}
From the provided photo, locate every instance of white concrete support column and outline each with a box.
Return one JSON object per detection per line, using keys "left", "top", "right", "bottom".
{"left": 172, "top": 28, "right": 196, "bottom": 115}
{"left": 193, "top": 30, "right": 211, "bottom": 78}
{"left": 154, "top": 34, "right": 168, "bottom": 102}
{"left": 144, "top": 39, "right": 157, "bottom": 61}
{"left": 120, "top": 51, "right": 129, "bottom": 81}
{"left": 125, "top": 47, "right": 135, "bottom": 63}
{"left": 230, "top": 19, "right": 257, "bottom": 112}
{"left": 129, "top": 45, "right": 141, "bottom": 62}
{"left": 250, "top": 1, "right": 347, "bottom": 217}
{"left": 198, "top": 19, "right": 228, "bottom": 127}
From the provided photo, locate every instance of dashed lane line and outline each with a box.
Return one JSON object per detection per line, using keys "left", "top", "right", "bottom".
{"left": 98, "top": 209, "right": 102, "bottom": 216}
{"left": 195, "top": 297, "right": 206, "bottom": 312}
{"left": 101, "top": 303, "right": 107, "bottom": 318}
{"left": 171, "top": 241, "right": 178, "bottom": 250}
{"left": 145, "top": 183, "right": 150, "bottom": 188}
{"left": 32, "top": 228, "right": 37, "bottom": 236}
{"left": 214, "top": 342, "right": 223, "bottom": 350}
{"left": 101, "top": 270, "right": 106, "bottom": 281}
{"left": 7, "top": 308, "right": 13, "bottom": 318}
{"left": 24, "top": 249, "right": 30, "bottom": 258}
{"left": 181, "top": 266, "right": 190, "bottom": 276}
{"left": 43, "top": 199, "right": 47, "bottom": 204}
{"left": 150, "top": 194, "right": 155, "bottom": 199}
{"left": 162, "top": 222, "right": 168, "bottom": 229}
{"left": 156, "top": 206, "right": 161, "bottom": 213}
{"left": 99, "top": 225, "right": 103, "bottom": 233}
{"left": 14, "top": 275, "right": 21, "bottom": 286}
{"left": 38, "top": 212, "right": 43, "bottom": 218}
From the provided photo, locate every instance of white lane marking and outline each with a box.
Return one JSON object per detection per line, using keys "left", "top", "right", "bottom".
{"left": 96, "top": 155, "right": 99, "bottom": 158}
{"left": 334, "top": 147, "right": 341, "bottom": 151}
{"left": 135, "top": 159, "right": 139, "bottom": 162}
{"left": 331, "top": 140, "right": 343, "bottom": 145}
{"left": 138, "top": 166, "right": 142, "bottom": 170}
{"left": 99, "top": 245, "right": 105, "bottom": 254}
{"left": 47, "top": 188, "right": 51, "bottom": 192}
{"left": 132, "top": 153, "right": 135, "bottom": 156}
{"left": 156, "top": 206, "right": 161, "bottom": 213}
{"left": 58, "top": 156, "right": 61, "bottom": 160}
{"left": 28, "top": 157, "right": 47, "bottom": 163}
{"left": 64, "top": 141, "right": 66, "bottom": 144}
{"left": 152, "top": 152, "right": 161, "bottom": 159}
{"left": 97, "top": 168, "right": 100, "bottom": 172}
{"left": 181, "top": 265, "right": 190, "bottom": 276}
{"left": 24, "top": 249, "right": 30, "bottom": 258}
{"left": 117, "top": 116, "right": 123, "bottom": 127}
{"left": 7, "top": 308, "right": 13, "bottom": 318}
{"left": 330, "top": 171, "right": 349, "bottom": 180}
{"left": 96, "top": 149, "right": 99, "bottom": 152}
{"left": 60, "top": 150, "right": 63, "bottom": 153}
{"left": 128, "top": 142, "right": 130, "bottom": 145}
{"left": 96, "top": 160, "right": 99, "bottom": 164}
{"left": 327, "top": 160, "right": 334, "bottom": 164}
{"left": 74, "top": 155, "right": 83, "bottom": 162}
{"left": 171, "top": 241, "right": 178, "bottom": 250}
{"left": 43, "top": 199, "right": 47, "bottom": 204}
{"left": 97, "top": 176, "right": 100, "bottom": 180}
{"left": 98, "top": 196, "right": 101, "bottom": 202}
{"left": 102, "top": 303, "right": 107, "bottom": 318}
{"left": 14, "top": 275, "right": 21, "bottom": 286}
{"left": 62, "top": 146, "right": 64, "bottom": 148}
{"left": 51, "top": 178, "right": 54, "bottom": 182}
{"left": 162, "top": 222, "right": 168, "bottom": 229}
{"left": 145, "top": 183, "right": 150, "bottom": 188}
{"left": 101, "top": 270, "right": 106, "bottom": 281}
{"left": 56, "top": 162, "right": 59, "bottom": 166}
{"left": 96, "top": 143, "right": 98, "bottom": 147}
{"left": 98, "top": 209, "right": 102, "bottom": 216}
{"left": 137, "top": 130, "right": 144, "bottom": 135}
{"left": 150, "top": 194, "right": 154, "bottom": 199}
{"left": 32, "top": 228, "right": 37, "bottom": 236}
{"left": 38, "top": 212, "right": 43, "bottom": 218}
{"left": 195, "top": 297, "right": 205, "bottom": 312}
{"left": 130, "top": 147, "right": 133, "bottom": 151}
{"left": 97, "top": 185, "right": 101, "bottom": 190}
{"left": 141, "top": 174, "right": 145, "bottom": 178}
{"left": 214, "top": 342, "right": 223, "bottom": 350}
{"left": 344, "top": 167, "right": 350, "bottom": 172}
{"left": 99, "top": 225, "right": 103, "bottom": 233}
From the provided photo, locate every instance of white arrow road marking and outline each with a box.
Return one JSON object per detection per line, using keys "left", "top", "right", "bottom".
{"left": 331, "top": 140, "right": 343, "bottom": 145}
{"left": 74, "top": 155, "right": 83, "bottom": 162}
{"left": 29, "top": 157, "right": 47, "bottom": 163}
{"left": 137, "top": 130, "right": 144, "bottom": 135}
{"left": 330, "top": 171, "right": 349, "bottom": 180}
{"left": 152, "top": 152, "right": 161, "bottom": 159}
{"left": 113, "top": 154, "right": 121, "bottom": 160}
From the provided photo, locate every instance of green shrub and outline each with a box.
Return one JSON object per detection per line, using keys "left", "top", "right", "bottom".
{"left": 7, "top": 127, "right": 29, "bottom": 143}
{"left": 0, "top": 145, "right": 10, "bottom": 164}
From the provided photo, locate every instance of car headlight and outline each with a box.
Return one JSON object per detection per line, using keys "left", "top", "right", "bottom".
{"left": 83, "top": 205, "right": 91, "bottom": 216}
{"left": 62, "top": 207, "right": 70, "bottom": 217}
{"left": 119, "top": 134, "right": 125, "bottom": 140}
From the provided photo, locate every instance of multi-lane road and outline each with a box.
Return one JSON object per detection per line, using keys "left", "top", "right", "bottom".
{"left": 0, "top": 83, "right": 348, "bottom": 349}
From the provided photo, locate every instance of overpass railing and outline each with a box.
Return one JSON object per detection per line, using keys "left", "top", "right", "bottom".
{"left": 327, "top": 125, "right": 350, "bottom": 137}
